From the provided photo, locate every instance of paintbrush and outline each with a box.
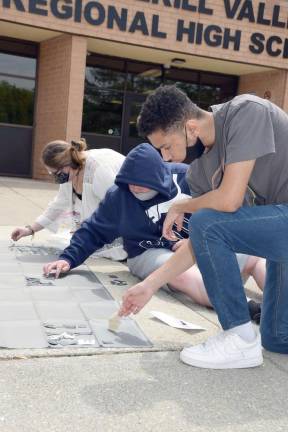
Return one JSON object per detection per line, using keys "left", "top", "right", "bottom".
{"left": 108, "top": 313, "right": 121, "bottom": 333}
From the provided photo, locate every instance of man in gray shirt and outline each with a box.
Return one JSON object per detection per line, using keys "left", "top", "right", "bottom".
{"left": 120, "top": 85, "right": 288, "bottom": 370}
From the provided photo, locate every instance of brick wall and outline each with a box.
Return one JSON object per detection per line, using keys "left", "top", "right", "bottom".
{"left": 32, "top": 35, "right": 87, "bottom": 180}
{"left": 238, "top": 70, "right": 288, "bottom": 109}
{"left": 1, "top": 0, "right": 288, "bottom": 70}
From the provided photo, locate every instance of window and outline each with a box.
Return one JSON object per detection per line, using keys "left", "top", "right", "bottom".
{"left": 0, "top": 52, "right": 36, "bottom": 126}
{"left": 164, "top": 68, "right": 237, "bottom": 109}
{"left": 82, "top": 66, "right": 125, "bottom": 135}
{"left": 126, "top": 62, "right": 162, "bottom": 94}
{"left": 83, "top": 54, "right": 238, "bottom": 139}
{"left": 83, "top": 57, "right": 164, "bottom": 136}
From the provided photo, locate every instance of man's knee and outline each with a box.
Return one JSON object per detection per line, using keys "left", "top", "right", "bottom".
{"left": 188, "top": 209, "right": 219, "bottom": 244}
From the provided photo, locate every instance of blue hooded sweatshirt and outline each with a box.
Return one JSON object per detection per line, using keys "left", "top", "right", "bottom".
{"left": 59, "top": 143, "right": 191, "bottom": 269}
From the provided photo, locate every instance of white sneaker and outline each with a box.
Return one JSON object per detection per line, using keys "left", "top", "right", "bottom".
{"left": 180, "top": 331, "right": 263, "bottom": 369}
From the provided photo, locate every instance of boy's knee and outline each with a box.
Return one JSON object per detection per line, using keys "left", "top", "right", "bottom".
{"left": 243, "top": 255, "right": 258, "bottom": 274}
{"left": 172, "top": 272, "right": 189, "bottom": 286}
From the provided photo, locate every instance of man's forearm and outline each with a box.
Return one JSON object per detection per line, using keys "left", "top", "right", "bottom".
{"left": 145, "top": 240, "right": 195, "bottom": 293}
{"left": 175, "top": 188, "right": 239, "bottom": 214}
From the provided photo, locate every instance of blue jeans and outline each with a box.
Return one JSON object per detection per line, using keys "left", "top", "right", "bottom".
{"left": 189, "top": 204, "right": 288, "bottom": 354}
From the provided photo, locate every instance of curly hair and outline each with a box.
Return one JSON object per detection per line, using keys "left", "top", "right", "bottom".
{"left": 137, "top": 85, "right": 202, "bottom": 137}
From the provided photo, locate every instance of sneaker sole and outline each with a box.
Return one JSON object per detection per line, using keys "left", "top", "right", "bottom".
{"left": 180, "top": 352, "right": 263, "bottom": 369}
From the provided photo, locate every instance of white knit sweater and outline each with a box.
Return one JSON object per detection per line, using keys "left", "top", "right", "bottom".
{"left": 36, "top": 148, "right": 126, "bottom": 260}
{"left": 37, "top": 148, "right": 124, "bottom": 231}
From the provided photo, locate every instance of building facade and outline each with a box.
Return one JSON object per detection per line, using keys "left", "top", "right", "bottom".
{"left": 1, "top": 0, "right": 288, "bottom": 179}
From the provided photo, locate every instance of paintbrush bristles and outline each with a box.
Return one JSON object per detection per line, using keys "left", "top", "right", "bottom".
{"left": 108, "top": 314, "right": 121, "bottom": 332}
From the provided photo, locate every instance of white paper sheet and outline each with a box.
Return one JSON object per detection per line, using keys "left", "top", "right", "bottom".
{"left": 150, "top": 310, "right": 206, "bottom": 330}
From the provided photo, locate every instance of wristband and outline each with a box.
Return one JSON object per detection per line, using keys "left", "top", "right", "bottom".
{"left": 25, "top": 225, "right": 35, "bottom": 238}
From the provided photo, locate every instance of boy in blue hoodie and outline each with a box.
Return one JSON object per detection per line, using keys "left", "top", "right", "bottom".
{"left": 44, "top": 143, "right": 265, "bottom": 306}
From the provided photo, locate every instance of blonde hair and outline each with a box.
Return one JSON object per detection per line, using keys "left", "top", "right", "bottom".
{"left": 42, "top": 138, "right": 87, "bottom": 170}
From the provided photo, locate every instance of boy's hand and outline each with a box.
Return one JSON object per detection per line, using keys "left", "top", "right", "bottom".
{"left": 43, "top": 260, "right": 70, "bottom": 278}
{"left": 172, "top": 238, "right": 189, "bottom": 252}
{"left": 163, "top": 204, "right": 184, "bottom": 241}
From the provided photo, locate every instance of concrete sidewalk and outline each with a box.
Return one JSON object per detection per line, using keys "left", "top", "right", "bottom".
{"left": 0, "top": 177, "right": 287, "bottom": 432}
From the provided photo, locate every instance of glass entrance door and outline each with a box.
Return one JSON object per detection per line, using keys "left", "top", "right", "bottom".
{"left": 121, "top": 93, "right": 147, "bottom": 155}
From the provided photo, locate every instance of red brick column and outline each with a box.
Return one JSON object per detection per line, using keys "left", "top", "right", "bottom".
{"left": 32, "top": 34, "right": 87, "bottom": 180}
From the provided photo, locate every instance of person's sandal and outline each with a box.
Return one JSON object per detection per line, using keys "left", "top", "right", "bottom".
{"left": 248, "top": 300, "right": 261, "bottom": 325}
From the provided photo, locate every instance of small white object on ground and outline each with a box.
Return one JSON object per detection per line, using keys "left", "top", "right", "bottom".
{"left": 150, "top": 310, "right": 206, "bottom": 330}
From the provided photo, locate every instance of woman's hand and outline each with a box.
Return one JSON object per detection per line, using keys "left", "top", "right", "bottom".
{"left": 119, "top": 281, "right": 155, "bottom": 316}
{"left": 11, "top": 226, "right": 32, "bottom": 241}
{"left": 43, "top": 260, "right": 71, "bottom": 278}
{"left": 162, "top": 204, "right": 185, "bottom": 241}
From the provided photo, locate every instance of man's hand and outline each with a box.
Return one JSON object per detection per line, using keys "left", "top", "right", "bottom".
{"left": 162, "top": 204, "right": 184, "bottom": 241}
{"left": 43, "top": 260, "right": 71, "bottom": 278}
{"left": 119, "top": 282, "right": 155, "bottom": 316}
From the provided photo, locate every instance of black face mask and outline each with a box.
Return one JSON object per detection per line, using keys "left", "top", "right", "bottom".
{"left": 53, "top": 171, "right": 70, "bottom": 184}
{"left": 185, "top": 138, "right": 205, "bottom": 163}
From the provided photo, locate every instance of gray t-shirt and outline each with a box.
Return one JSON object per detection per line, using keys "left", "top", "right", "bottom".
{"left": 186, "top": 94, "right": 288, "bottom": 205}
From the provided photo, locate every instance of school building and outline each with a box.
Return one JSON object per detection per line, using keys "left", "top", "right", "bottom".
{"left": 1, "top": 0, "right": 288, "bottom": 179}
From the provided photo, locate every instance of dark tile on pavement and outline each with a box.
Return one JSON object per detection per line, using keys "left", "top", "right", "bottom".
{"left": 36, "top": 301, "right": 86, "bottom": 321}
{"left": 80, "top": 301, "right": 119, "bottom": 320}
{"left": 90, "top": 318, "right": 152, "bottom": 348}
{"left": 0, "top": 320, "right": 49, "bottom": 348}
{"left": 0, "top": 301, "right": 38, "bottom": 321}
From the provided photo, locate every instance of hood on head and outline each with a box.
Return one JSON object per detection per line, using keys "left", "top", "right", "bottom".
{"left": 115, "top": 143, "right": 172, "bottom": 198}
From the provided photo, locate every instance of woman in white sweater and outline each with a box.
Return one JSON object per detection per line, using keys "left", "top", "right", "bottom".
{"left": 11, "top": 138, "right": 126, "bottom": 260}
